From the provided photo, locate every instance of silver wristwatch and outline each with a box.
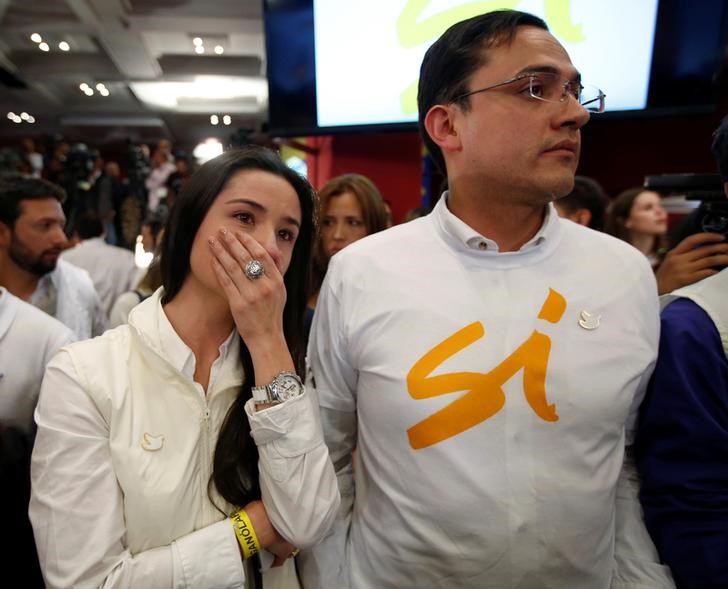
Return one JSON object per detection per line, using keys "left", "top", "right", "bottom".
{"left": 252, "top": 371, "right": 304, "bottom": 405}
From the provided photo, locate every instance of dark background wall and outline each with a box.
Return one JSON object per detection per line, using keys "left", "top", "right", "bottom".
{"left": 313, "top": 107, "right": 726, "bottom": 225}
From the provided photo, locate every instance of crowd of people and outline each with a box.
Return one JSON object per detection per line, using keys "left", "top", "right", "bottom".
{"left": 0, "top": 8, "right": 727, "bottom": 589}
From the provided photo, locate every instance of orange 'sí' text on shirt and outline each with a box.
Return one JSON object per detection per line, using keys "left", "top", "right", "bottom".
{"left": 406, "top": 288, "right": 566, "bottom": 449}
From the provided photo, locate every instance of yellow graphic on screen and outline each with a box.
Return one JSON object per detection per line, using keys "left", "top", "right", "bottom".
{"left": 406, "top": 288, "right": 566, "bottom": 449}
{"left": 397, "top": 0, "right": 585, "bottom": 115}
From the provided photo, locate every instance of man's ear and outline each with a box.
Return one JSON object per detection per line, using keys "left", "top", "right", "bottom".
{"left": 424, "top": 104, "right": 462, "bottom": 156}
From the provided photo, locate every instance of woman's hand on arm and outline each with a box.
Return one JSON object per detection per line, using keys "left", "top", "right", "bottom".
{"left": 240, "top": 500, "right": 297, "bottom": 567}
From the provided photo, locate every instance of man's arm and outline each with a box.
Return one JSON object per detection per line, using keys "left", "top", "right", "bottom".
{"left": 635, "top": 299, "right": 728, "bottom": 589}
{"left": 612, "top": 269, "right": 676, "bottom": 589}
{"left": 297, "top": 266, "right": 358, "bottom": 589}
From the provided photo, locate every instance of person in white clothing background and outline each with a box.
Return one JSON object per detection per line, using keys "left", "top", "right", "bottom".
{"left": 299, "top": 10, "right": 674, "bottom": 589}
{"left": 0, "top": 287, "right": 74, "bottom": 588}
{"left": 0, "top": 175, "right": 106, "bottom": 340}
{"left": 30, "top": 146, "right": 339, "bottom": 588}
{"left": 61, "top": 211, "right": 140, "bottom": 316}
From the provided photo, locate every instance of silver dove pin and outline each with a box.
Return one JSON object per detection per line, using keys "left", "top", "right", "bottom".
{"left": 578, "top": 310, "right": 601, "bottom": 330}
{"left": 141, "top": 433, "right": 165, "bottom": 452}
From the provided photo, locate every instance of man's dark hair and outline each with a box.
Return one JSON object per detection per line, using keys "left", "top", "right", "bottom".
{"left": 711, "top": 115, "right": 728, "bottom": 182}
{"left": 557, "top": 176, "right": 610, "bottom": 231}
{"left": 73, "top": 212, "right": 104, "bottom": 240}
{"left": 0, "top": 175, "right": 66, "bottom": 227}
{"left": 417, "top": 10, "right": 548, "bottom": 175}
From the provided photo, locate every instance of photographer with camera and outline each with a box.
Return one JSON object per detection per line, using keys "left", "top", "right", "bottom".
{"left": 653, "top": 178, "right": 728, "bottom": 291}
{"left": 635, "top": 116, "right": 728, "bottom": 589}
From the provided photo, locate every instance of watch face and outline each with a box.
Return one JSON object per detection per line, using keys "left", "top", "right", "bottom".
{"left": 273, "top": 373, "right": 303, "bottom": 401}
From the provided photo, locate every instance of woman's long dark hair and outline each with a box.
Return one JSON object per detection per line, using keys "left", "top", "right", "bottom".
{"left": 159, "top": 146, "right": 317, "bottom": 509}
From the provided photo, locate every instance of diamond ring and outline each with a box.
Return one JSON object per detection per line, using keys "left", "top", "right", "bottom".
{"left": 244, "top": 259, "right": 264, "bottom": 280}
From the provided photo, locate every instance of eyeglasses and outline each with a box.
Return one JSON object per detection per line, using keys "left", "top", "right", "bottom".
{"left": 450, "top": 71, "right": 606, "bottom": 113}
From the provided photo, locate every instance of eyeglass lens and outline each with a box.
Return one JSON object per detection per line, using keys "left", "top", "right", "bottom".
{"left": 528, "top": 73, "right": 603, "bottom": 113}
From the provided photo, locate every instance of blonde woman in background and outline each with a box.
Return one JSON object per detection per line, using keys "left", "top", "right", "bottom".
{"left": 305, "top": 173, "right": 389, "bottom": 340}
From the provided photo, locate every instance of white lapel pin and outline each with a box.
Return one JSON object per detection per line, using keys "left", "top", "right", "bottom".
{"left": 578, "top": 310, "right": 601, "bottom": 330}
{"left": 141, "top": 433, "right": 165, "bottom": 452}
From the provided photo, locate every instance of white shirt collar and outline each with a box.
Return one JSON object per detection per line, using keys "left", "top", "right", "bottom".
{"left": 157, "top": 302, "right": 238, "bottom": 383}
{"left": 435, "top": 191, "right": 558, "bottom": 253}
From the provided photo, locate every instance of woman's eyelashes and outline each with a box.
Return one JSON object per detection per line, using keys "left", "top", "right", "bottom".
{"left": 234, "top": 211, "right": 253, "bottom": 225}
{"left": 234, "top": 210, "right": 297, "bottom": 243}
{"left": 278, "top": 228, "right": 296, "bottom": 242}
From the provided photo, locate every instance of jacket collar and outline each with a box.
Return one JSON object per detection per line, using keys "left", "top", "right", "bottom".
{"left": 128, "top": 287, "right": 243, "bottom": 388}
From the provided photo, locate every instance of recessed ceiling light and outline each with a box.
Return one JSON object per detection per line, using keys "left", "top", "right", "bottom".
{"left": 214, "top": 45, "right": 224, "bottom": 55}
{"left": 193, "top": 37, "right": 203, "bottom": 46}
{"left": 39, "top": 42, "right": 50, "bottom": 52}
{"left": 12, "top": 116, "right": 22, "bottom": 123}
{"left": 99, "top": 88, "right": 110, "bottom": 97}
{"left": 195, "top": 45, "right": 205, "bottom": 55}
{"left": 59, "top": 41, "right": 70, "bottom": 51}
{"left": 7, "top": 112, "right": 16, "bottom": 120}
{"left": 84, "top": 88, "right": 94, "bottom": 96}
{"left": 80, "top": 83, "right": 90, "bottom": 91}
{"left": 193, "top": 138, "right": 223, "bottom": 164}
{"left": 222, "top": 115, "right": 231, "bottom": 125}
{"left": 20, "top": 112, "right": 29, "bottom": 120}
{"left": 27, "top": 116, "right": 35, "bottom": 124}
{"left": 210, "top": 115, "right": 219, "bottom": 125}
{"left": 30, "top": 33, "right": 42, "bottom": 43}
{"left": 96, "top": 83, "right": 106, "bottom": 91}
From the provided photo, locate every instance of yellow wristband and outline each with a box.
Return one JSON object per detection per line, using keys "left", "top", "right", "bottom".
{"left": 230, "top": 509, "right": 261, "bottom": 559}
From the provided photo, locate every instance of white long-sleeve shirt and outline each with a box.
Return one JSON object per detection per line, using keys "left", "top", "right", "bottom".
{"left": 299, "top": 196, "right": 674, "bottom": 589}
{"left": 61, "top": 237, "right": 140, "bottom": 316}
{"left": 29, "top": 258, "right": 107, "bottom": 340}
{"left": 30, "top": 289, "right": 339, "bottom": 588}
{"left": 0, "top": 288, "right": 74, "bottom": 437}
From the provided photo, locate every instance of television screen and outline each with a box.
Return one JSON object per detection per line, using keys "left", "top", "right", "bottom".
{"left": 264, "top": 0, "right": 728, "bottom": 136}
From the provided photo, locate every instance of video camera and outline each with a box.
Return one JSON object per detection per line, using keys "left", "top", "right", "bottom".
{"left": 644, "top": 173, "right": 728, "bottom": 240}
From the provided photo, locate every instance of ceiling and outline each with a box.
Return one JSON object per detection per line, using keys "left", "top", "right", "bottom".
{"left": 0, "top": 0, "right": 269, "bottom": 149}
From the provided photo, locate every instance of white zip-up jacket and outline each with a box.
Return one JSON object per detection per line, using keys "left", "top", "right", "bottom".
{"left": 30, "top": 288, "right": 339, "bottom": 588}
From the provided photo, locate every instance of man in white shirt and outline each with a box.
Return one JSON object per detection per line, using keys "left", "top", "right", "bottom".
{"left": 0, "top": 286, "right": 74, "bottom": 588}
{"left": 0, "top": 175, "right": 106, "bottom": 340}
{"left": 0, "top": 287, "right": 74, "bottom": 438}
{"left": 62, "top": 212, "right": 140, "bottom": 316}
{"left": 300, "top": 10, "right": 674, "bottom": 589}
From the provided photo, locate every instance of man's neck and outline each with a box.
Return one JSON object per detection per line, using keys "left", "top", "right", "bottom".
{"left": 0, "top": 254, "right": 41, "bottom": 301}
{"left": 447, "top": 186, "right": 548, "bottom": 252}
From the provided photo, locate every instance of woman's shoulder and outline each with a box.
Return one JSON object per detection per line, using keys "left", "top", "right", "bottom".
{"left": 63, "top": 324, "right": 134, "bottom": 368}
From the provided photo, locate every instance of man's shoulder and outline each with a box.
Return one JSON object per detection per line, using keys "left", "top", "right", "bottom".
{"left": 5, "top": 290, "right": 74, "bottom": 343}
{"left": 560, "top": 220, "right": 651, "bottom": 266}
{"left": 101, "top": 241, "right": 136, "bottom": 263}
{"left": 56, "top": 258, "right": 94, "bottom": 282}
{"left": 54, "top": 259, "right": 99, "bottom": 301}
{"left": 338, "top": 217, "right": 431, "bottom": 259}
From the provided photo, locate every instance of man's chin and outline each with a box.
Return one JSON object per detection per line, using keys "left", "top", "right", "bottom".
{"left": 29, "top": 259, "right": 57, "bottom": 277}
{"left": 546, "top": 174, "right": 576, "bottom": 202}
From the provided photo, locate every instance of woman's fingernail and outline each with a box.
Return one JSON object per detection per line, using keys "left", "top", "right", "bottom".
{"left": 219, "top": 227, "right": 228, "bottom": 236}
{"left": 208, "top": 237, "right": 215, "bottom": 245}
